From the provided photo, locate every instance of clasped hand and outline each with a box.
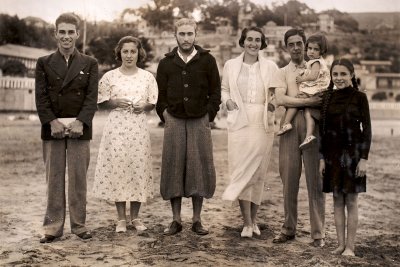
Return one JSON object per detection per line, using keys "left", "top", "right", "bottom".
{"left": 110, "top": 98, "right": 146, "bottom": 114}
{"left": 50, "top": 119, "right": 83, "bottom": 139}
{"left": 305, "top": 95, "right": 322, "bottom": 107}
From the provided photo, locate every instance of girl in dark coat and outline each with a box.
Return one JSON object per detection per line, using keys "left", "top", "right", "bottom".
{"left": 319, "top": 58, "right": 372, "bottom": 256}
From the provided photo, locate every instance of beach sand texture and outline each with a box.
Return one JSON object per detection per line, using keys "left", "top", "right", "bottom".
{"left": 0, "top": 112, "right": 399, "bottom": 266}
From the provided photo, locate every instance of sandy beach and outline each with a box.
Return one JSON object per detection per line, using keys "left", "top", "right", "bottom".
{"left": 0, "top": 111, "right": 399, "bottom": 266}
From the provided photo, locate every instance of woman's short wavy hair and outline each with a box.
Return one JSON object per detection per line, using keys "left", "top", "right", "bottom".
{"left": 238, "top": 26, "right": 268, "bottom": 50}
{"left": 114, "top": 36, "right": 146, "bottom": 63}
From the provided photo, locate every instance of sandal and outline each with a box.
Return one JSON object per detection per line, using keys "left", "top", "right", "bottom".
{"left": 299, "top": 135, "right": 316, "bottom": 150}
{"left": 276, "top": 123, "right": 293, "bottom": 136}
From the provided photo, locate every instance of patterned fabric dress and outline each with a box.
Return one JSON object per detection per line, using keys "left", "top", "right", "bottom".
{"left": 92, "top": 68, "right": 158, "bottom": 202}
{"left": 299, "top": 58, "right": 330, "bottom": 95}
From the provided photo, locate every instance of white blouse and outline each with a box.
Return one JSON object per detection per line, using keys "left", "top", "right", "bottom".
{"left": 236, "top": 62, "right": 265, "bottom": 105}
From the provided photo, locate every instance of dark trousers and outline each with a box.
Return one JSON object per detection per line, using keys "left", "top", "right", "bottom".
{"left": 279, "top": 111, "right": 325, "bottom": 239}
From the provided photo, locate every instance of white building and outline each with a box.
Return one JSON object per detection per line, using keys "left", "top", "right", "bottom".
{"left": 0, "top": 44, "right": 52, "bottom": 77}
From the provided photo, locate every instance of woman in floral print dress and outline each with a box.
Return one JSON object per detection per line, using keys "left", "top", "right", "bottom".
{"left": 92, "top": 36, "right": 158, "bottom": 233}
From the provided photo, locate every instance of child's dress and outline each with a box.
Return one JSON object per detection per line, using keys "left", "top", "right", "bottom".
{"left": 299, "top": 58, "right": 330, "bottom": 95}
{"left": 320, "top": 87, "right": 372, "bottom": 194}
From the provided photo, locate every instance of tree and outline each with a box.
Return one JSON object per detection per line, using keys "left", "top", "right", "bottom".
{"left": 252, "top": 5, "right": 280, "bottom": 27}
{"left": 1, "top": 60, "right": 27, "bottom": 77}
{"left": 273, "top": 0, "right": 318, "bottom": 26}
{"left": 173, "top": 0, "right": 204, "bottom": 17}
{"left": 201, "top": 0, "right": 241, "bottom": 30}
{"left": 322, "top": 10, "right": 359, "bottom": 32}
{"left": 87, "top": 26, "right": 153, "bottom": 69}
{"left": 0, "top": 14, "right": 56, "bottom": 50}
{"left": 139, "top": 0, "right": 174, "bottom": 31}
{"left": 371, "top": 91, "right": 387, "bottom": 101}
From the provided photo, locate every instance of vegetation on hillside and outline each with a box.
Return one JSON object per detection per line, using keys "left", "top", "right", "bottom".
{"left": 0, "top": 0, "right": 399, "bottom": 72}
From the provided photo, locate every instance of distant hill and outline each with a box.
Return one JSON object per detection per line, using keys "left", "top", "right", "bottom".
{"left": 349, "top": 12, "right": 400, "bottom": 31}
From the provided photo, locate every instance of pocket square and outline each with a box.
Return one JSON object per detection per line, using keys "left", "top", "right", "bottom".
{"left": 79, "top": 71, "right": 84, "bottom": 74}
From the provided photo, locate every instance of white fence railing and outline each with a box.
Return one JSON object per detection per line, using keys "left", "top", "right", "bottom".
{"left": 0, "top": 77, "right": 35, "bottom": 89}
{"left": 369, "top": 102, "right": 400, "bottom": 110}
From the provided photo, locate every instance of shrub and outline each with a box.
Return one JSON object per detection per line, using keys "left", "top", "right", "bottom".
{"left": 1, "top": 60, "right": 27, "bottom": 77}
{"left": 371, "top": 91, "right": 387, "bottom": 101}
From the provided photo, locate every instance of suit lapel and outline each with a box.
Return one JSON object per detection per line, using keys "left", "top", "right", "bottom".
{"left": 62, "top": 49, "right": 87, "bottom": 88}
{"left": 48, "top": 51, "right": 68, "bottom": 79}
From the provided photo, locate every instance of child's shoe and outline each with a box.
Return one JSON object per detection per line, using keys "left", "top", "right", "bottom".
{"left": 132, "top": 218, "right": 147, "bottom": 231}
{"left": 276, "top": 123, "right": 293, "bottom": 136}
{"left": 299, "top": 135, "right": 316, "bottom": 150}
{"left": 116, "top": 220, "right": 127, "bottom": 233}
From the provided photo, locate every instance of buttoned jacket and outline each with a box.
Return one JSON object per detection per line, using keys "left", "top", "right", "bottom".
{"left": 156, "top": 45, "right": 221, "bottom": 122}
{"left": 35, "top": 49, "right": 98, "bottom": 140}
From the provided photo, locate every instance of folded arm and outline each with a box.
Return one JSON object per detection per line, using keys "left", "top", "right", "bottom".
{"left": 275, "top": 87, "right": 322, "bottom": 108}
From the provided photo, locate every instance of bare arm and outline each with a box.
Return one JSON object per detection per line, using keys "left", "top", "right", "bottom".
{"left": 275, "top": 87, "right": 322, "bottom": 108}
{"left": 296, "top": 61, "right": 320, "bottom": 83}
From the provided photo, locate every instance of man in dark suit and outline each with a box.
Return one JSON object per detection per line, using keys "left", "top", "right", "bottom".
{"left": 35, "top": 13, "right": 98, "bottom": 243}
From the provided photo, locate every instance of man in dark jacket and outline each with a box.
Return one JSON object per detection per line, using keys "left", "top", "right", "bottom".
{"left": 156, "top": 18, "right": 221, "bottom": 236}
{"left": 35, "top": 13, "right": 98, "bottom": 243}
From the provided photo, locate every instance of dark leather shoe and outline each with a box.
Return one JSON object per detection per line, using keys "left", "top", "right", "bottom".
{"left": 272, "top": 233, "right": 295, "bottom": 243}
{"left": 39, "top": 235, "right": 56, "bottom": 243}
{"left": 164, "top": 221, "right": 182, "bottom": 236}
{"left": 77, "top": 231, "right": 92, "bottom": 240}
{"left": 312, "top": 238, "right": 325, "bottom": 247}
{"left": 191, "top": 221, "right": 209, "bottom": 235}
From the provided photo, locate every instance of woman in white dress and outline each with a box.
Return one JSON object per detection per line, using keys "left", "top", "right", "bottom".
{"left": 92, "top": 36, "right": 158, "bottom": 233}
{"left": 221, "top": 27, "right": 278, "bottom": 238}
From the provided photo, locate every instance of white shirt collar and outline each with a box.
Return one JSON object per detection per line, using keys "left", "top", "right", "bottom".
{"left": 177, "top": 47, "right": 197, "bottom": 63}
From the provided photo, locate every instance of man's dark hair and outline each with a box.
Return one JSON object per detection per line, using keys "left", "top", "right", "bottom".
{"left": 55, "top": 13, "right": 81, "bottom": 30}
{"left": 284, "top": 28, "right": 306, "bottom": 46}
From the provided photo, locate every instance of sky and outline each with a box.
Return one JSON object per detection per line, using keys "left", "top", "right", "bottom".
{"left": 0, "top": 0, "right": 399, "bottom": 24}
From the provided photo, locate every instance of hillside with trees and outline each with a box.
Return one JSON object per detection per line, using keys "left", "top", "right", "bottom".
{"left": 0, "top": 0, "right": 399, "bottom": 72}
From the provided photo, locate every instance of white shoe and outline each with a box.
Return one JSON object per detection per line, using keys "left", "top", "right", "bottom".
{"left": 253, "top": 223, "right": 261, "bottom": 236}
{"left": 241, "top": 226, "right": 253, "bottom": 238}
{"left": 276, "top": 123, "right": 293, "bottom": 136}
{"left": 299, "top": 135, "right": 317, "bottom": 150}
{"left": 132, "top": 218, "right": 147, "bottom": 231}
{"left": 116, "top": 220, "right": 127, "bottom": 233}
